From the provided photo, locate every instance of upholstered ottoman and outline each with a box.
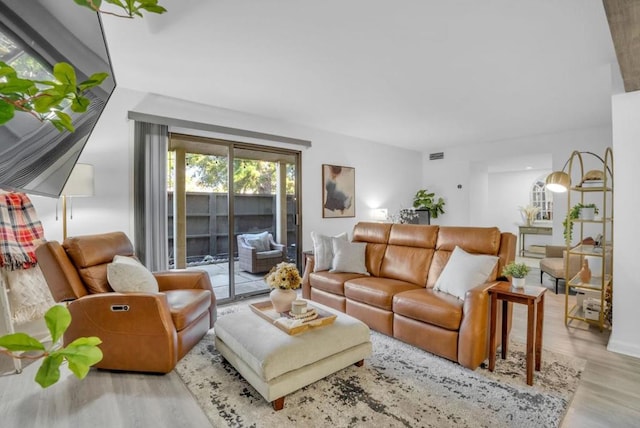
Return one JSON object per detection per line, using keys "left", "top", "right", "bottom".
{"left": 214, "top": 301, "right": 372, "bottom": 410}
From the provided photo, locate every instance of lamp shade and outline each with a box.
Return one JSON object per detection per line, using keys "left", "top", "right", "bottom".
{"left": 545, "top": 171, "right": 570, "bottom": 193}
{"left": 370, "top": 208, "right": 388, "bottom": 221}
{"left": 62, "top": 164, "right": 94, "bottom": 197}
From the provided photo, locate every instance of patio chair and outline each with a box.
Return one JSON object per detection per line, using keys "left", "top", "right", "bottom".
{"left": 237, "top": 232, "right": 286, "bottom": 273}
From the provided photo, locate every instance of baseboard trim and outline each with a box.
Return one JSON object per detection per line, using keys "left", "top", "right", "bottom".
{"left": 607, "top": 338, "right": 640, "bottom": 359}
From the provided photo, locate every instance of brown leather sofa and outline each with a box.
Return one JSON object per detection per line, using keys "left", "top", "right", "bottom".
{"left": 36, "top": 232, "right": 216, "bottom": 373}
{"left": 302, "top": 222, "right": 516, "bottom": 370}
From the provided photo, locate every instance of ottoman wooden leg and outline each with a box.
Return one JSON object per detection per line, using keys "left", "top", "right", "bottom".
{"left": 272, "top": 397, "right": 285, "bottom": 411}
{"left": 354, "top": 359, "right": 364, "bottom": 367}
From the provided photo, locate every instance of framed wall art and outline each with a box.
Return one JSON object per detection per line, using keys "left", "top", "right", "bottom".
{"left": 322, "top": 164, "right": 355, "bottom": 218}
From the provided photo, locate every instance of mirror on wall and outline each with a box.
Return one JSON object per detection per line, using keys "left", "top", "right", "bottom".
{"left": 0, "top": 0, "right": 116, "bottom": 197}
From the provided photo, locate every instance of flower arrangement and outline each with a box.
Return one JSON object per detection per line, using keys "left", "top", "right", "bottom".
{"left": 265, "top": 262, "right": 302, "bottom": 290}
{"left": 502, "top": 262, "right": 531, "bottom": 279}
{"left": 519, "top": 205, "right": 540, "bottom": 226}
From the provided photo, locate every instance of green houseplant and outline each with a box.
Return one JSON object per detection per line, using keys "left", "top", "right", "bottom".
{"left": 0, "top": 1, "right": 166, "bottom": 131}
{"left": 412, "top": 189, "right": 446, "bottom": 219}
{"left": 563, "top": 203, "right": 599, "bottom": 244}
{"left": 0, "top": 305, "right": 102, "bottom": 388}
{"left": 502, "top": 262, "right": 531, "bottom": 288}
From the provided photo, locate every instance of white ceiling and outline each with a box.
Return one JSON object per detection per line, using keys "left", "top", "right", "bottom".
{"left": 100, "top": 0, "right": 618, "bottom": 152}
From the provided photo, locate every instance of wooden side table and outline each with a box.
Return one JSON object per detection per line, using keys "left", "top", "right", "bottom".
{"left": 488, "top": 282, "right": 547, "bottom": 386}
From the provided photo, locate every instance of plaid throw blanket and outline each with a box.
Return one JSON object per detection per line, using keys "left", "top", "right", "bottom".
{"left": 0, "top": 192, "right": 45, "bottom": 270}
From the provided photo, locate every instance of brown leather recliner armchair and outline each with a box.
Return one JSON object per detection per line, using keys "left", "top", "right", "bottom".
{"left": 35, "top": 232, "right": 216, "bottom": 374}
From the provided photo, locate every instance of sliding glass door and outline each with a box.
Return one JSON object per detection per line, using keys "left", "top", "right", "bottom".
{"left": 168, "top": 135, "right": 301, "bottom": 303}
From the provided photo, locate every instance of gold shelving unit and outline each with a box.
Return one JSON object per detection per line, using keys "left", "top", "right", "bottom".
{"left": 564, "top": 148, "right": 613, "bottom": 331}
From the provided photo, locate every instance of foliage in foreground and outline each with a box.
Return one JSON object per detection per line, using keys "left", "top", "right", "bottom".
{"left": 0, "top": 0, "right": 166, "bottom": 131}
{"left": 0, "top": 306, "right": 102, "bottom": 388}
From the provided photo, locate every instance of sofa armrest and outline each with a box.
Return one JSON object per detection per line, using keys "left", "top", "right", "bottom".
{"left": 301, "top": 253, "right": 315, "bottom": 299}
{"left": 237, "top": 239, "right": 258, "bottom": 263}
{"left": 458, "top": 280, "right": 512, "bottom": 370}
{"left": 154, "top": 270, "right": 212, "bottom": 291}
{"left": 268, "top": 236, "right": 286, "bottom": 255}
{"left": 154, "top": 270, "right": 216, "bottom": 326}
{"left": 65, "top": 292, "right": 178, "bottom": 373}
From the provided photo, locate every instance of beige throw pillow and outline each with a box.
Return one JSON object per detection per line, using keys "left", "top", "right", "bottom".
{"left": 107, "top": 255, "right": 159, "bottom": 293}
{"left": 329, "top": 237, "right": 369, "bottom": 275}
{"left": 434, "top": 246, "right": 498, "bottom": 300}
{"left": 311, "top": 231, "right": 348, "bottom": 272}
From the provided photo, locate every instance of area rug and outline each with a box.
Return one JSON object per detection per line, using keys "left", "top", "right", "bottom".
{"left": 176, "top": 304, "right": 585, "bottom": 428}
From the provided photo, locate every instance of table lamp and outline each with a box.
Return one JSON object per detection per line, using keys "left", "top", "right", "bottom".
{"left": 60, "top": 163, "right": 94, "bottom": 239}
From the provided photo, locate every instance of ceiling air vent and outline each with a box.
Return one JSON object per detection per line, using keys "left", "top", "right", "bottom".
{"left": 429, "top": 152, "right": 444, "bottom": 160}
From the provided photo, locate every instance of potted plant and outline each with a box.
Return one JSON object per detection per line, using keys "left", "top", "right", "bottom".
{"left": 502, "top": 262, "right": 531, "bottom": 288}
{"left": 563, "top": 203, "right": 599, "bottom": 243}
{"left": 412, "top": 189, "right": 446, "bottom": 223}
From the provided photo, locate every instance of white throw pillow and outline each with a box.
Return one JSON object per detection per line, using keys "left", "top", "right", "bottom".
{"left": 243, "top": 231, "right": 270, "bottom": 252}
{"left": 107, "top": 255, "right": 159, "bottom": 293}
{"left": 433, "top": 246, "right": 498, "bottom": 300}
{"left": 246, "top": 236, "right": 269, "bottom": 252}
{"left": 329, "top": 237, "right": 369, "bottom": 275}
{"left": 310, "top": 231, "right": 348, "bottom": 272}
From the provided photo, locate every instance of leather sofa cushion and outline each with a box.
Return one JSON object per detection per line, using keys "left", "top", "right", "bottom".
{"left": 380, "top": 246, "right": 433, "bottom": 286}
{"left": 353, "top": 222, "right": 391, "bottom": 277}
{"left": 166, "top": 289, "right": 212, "bottom": 331}
{"left": 393, "top": 288, "right": 463, "bottom": 331}
{"left": 310, "top": 271, "right": 366, "bottom": 296}
{"left": 77, "top": 264, "right": 114, "bottom": 294}
{"left": 379, "top": 224, "right": 438, "bottom": 286}
{"left": 345, "top": 277, "right": 420, "bottom": 311}
{"left": 64, "top": 232, "right": 135, "bottom": 268}
{"left": 388, "top": 224, "right": 438, "bottom": 248}
{"left": 435, "top": 227, "right": 501, "bottom": 254}
{"left": 64, "top": 232, "right": 135, "bottom": 294}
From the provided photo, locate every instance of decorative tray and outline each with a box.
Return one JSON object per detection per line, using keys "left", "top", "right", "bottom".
{"left": 249, "top": 300, "right": 337, "bottom": 335}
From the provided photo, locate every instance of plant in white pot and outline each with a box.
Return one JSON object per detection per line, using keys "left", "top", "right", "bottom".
{"left": 502, "top": 262, "right": 531, "bottom": 289}
{"left": 563, "top": 203, "right": 599, "bottom": 243}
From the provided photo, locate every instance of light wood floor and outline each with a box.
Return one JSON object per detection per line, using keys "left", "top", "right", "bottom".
{"left": 1, "top": 290, "right": 639, "bottom": 428}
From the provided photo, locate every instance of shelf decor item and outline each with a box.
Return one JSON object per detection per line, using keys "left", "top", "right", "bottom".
{"left": 578, "top": 259, "right": 592, "bottom": 284}
{"left": 265, "top": 262, "right": 302, "bottom": 313}
{"left": 546, "top": 148, "right": 613, "bottom": 331}
{"left": 563, "top": 203, "right": 599, "bottom": 243}
{"left": 519, "top": 204, "right": 540, "bottom": 226}
{"left": 270, "top": 289, "right": 297, "bottom": 313}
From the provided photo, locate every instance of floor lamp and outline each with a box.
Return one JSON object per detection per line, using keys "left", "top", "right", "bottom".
{"left": 60, "top": 163, "right": 94, "bottom": 240}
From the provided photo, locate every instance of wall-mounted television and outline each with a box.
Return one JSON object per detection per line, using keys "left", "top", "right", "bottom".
{"left": 0, "top": 0, "right": 116, "bottom": 197}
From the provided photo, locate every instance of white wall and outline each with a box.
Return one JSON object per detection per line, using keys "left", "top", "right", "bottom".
{"left": 31, "top": 89, "right": 423, "bottom": 252}
{"left": 422, "top": 127, "right": 612, "bottom": 244}
{"left": 608, "top": 90, "right": 640, "bottom": 358}
{"left": 30, "top": 87, "right": 145, "bottom": 242}
{"left": 487, "top": 169, "right": 551, "bottom": 247}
